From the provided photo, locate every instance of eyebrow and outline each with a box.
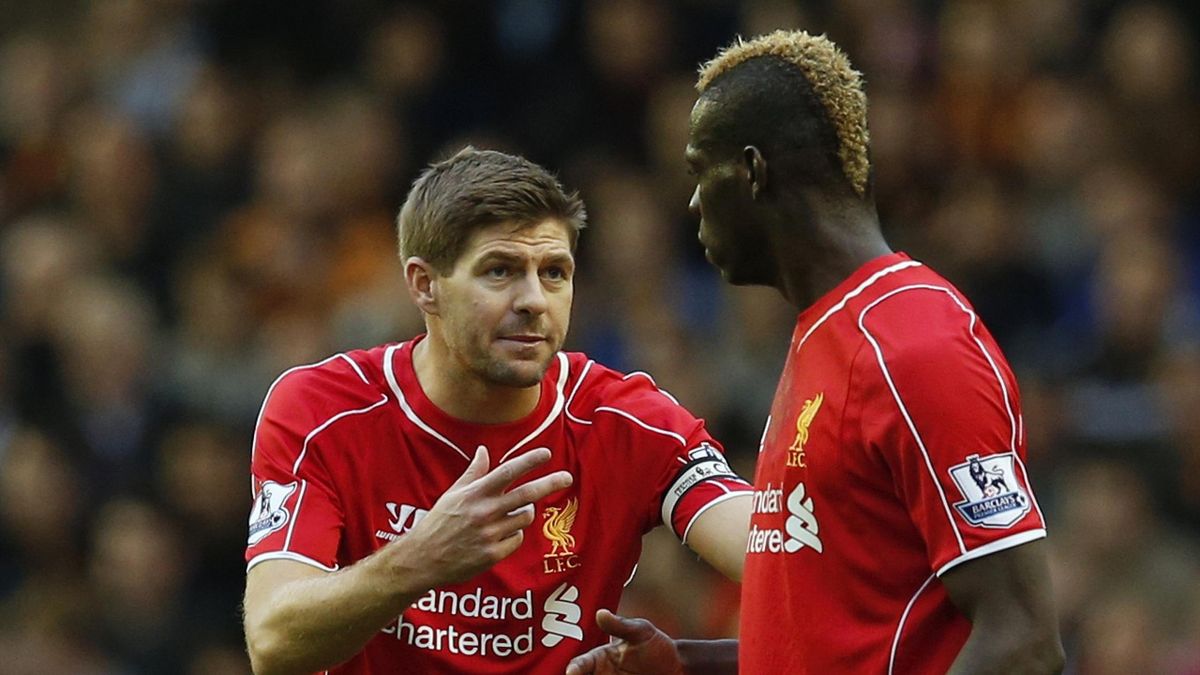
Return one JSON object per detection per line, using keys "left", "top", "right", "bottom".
{"left": 474, "top": 250, "right": 575, "bottom": 267}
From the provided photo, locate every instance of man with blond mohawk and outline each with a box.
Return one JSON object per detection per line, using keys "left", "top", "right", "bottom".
{"left": 568, "top": 30, "right": 1063, "bottom": 675}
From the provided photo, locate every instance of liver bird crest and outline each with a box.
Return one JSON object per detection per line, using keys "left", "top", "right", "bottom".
{"left": 542, "top": 498, "right": 578, "bottom": 557}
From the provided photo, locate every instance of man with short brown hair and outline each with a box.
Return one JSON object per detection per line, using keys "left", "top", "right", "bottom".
{"left": 242, "top": 147, "right": 753, "bottom": 675}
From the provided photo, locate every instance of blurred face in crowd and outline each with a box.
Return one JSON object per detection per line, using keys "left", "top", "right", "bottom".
{"left": 686, "top": 97, "right": 772, "bottom": 286}
{"left": 424, "top": 219, "right": 574, "bottom": 389}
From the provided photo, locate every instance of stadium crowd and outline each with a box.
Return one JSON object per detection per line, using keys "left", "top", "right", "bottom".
{"left": 0, "top": 0, "right": 1197, "bottom": 672}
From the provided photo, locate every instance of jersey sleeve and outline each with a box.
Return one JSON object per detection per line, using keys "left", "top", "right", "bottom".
{"left": 588, "top": 370, "right": 752, "bottom": 543}
{"left": 246, "top": 366, "right": 347, "bottom": 572}
{"left": 856, "top": 288, "right": 1046, "bottom": 577}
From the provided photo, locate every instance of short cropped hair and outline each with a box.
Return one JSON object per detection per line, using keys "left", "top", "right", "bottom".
{"left": 398, "top": 147, "right": 587, "bottom": 273}
{"left": 697, "top": 30, "right": 871, "bottom": 198}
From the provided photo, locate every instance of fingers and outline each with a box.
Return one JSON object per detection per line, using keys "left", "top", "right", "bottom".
{"left": 496, "top": 470, "right": 573, "bottom": 514}
{"left": 492, "top": 503, "right": 537, "bottom": 537}
{"left": 451, "top": 446, "right": 490, "bottom": 489}
{"left": 565, "top": 651, "right": 600, "bottom": 675}
{"left": 595, "top": 609, "right": 657, "bottom": 643}
{"left": 474, "top": 447, "right": 552, "bottom": 493}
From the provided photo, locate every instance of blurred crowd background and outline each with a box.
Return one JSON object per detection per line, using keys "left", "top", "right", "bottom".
{"left": 0, "top": 0, "right": 1197, "bottom": 673}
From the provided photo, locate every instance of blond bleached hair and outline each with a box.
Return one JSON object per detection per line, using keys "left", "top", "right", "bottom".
{"left": 697, "top": 30, "right": 870, "bottom": 197}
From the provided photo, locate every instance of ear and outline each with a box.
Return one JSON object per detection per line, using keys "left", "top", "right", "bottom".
{"left": 743, "top": 145, "right": 768, "bottom": 200}
{"left": 404, "top": 257, "right": 440, "bottom": 316}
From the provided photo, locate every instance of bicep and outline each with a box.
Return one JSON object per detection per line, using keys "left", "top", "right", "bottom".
{"left": 940, "top": 539, "right": 1058, "bottom": 642}
{"left": 685, "top": 494, "right": 752, "bottom": 582}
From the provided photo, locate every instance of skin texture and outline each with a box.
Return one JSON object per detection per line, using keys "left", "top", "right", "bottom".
{"left": 567, "top": 84, "right": 1063, "bottom": 675}
{"left": 407, "top": 218, "right": 576, "bottom": 423}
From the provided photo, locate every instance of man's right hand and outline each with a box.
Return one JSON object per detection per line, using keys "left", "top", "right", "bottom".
{"left": 566, "top": 610, "right": 683, "bottom": 675}
{"left": 396, "top": 446, "right": 573, "bottom": 588}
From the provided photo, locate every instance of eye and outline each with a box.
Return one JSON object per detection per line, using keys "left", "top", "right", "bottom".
{"left": 486, "top": 265, "right": 510, "bottom": 279}
{"left": 542, "top": 266, "right": 569, "bottom": 281}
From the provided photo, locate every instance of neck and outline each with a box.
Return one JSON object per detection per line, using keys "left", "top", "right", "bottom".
{"left": 771, "top": 199, "right": 891, "bottom": 309}
{"left": 411, "top": 335, "right": 543, "bottom": 424}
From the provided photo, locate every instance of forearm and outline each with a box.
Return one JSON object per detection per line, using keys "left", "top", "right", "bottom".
{"left": 947, "top": 628, "right": 1064, "bottom": 675}
{"left": 677, "top": 638, "right": 739, "bottom": 675}
{"left": 245, "top": 547, "right": 433, "bottom": 675}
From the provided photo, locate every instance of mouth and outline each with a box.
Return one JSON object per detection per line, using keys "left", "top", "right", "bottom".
{"left": 498, "top": 334, "right": 547, "bottom": 345}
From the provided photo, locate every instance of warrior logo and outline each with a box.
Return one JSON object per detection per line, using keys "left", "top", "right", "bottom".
{"left": 949, "top": 453, "right": 1032, "bottom": 528}
{"left": 247, "top": 480, "right": 297, "bottom": 546}
{"left": 542, "top": 498, "right": 580, "bottom": 574}
{"left": 787, "top": 393, "right": 823, "bottom": 468}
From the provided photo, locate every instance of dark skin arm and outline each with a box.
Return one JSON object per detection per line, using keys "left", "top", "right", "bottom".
{"left": 942, "top": 539, "right": 1064, "bottom": 674}
{"left": 570, "top": 540, "right": 1062, "bottom": 675}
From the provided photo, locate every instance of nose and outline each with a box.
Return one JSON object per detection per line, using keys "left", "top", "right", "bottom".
{"left": 513, "top": 271, "right": 549, "bottom": 316}
{"left": 688, "top": 185, "right": 701, "bottom": 218}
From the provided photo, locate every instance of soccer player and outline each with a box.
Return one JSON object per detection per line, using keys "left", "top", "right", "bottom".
{"left": 568, "top": 31, "right": 1064, "bottom": 674}
{"left": 242, "top": 148, "right": 753, "bottom": 675}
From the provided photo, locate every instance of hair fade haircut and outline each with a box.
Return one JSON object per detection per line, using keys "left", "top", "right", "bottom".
{"left": 696, "top": 30, "right": 871, "bottom": 198}
{"left": 397, "top": 147, "right": 587, "bottom": 273}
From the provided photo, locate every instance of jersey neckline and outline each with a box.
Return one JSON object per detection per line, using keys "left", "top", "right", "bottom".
{"left": 381, "top": 336, "right": 569, "bottom": 462}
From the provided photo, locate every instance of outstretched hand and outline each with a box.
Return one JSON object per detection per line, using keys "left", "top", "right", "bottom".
{"left": 566, "top": 610, "right": 683, "bottom": 675}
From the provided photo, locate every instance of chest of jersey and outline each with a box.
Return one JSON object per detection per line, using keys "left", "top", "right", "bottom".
{"left": 319, "top": 412, "right": 645, "bottom": 673}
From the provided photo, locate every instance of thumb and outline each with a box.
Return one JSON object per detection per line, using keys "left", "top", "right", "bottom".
{"left": 452, "top": 446, "right": 490, "bottom": 487}
{"left": 595, "top": 609, "right": 658, "bottom": 643}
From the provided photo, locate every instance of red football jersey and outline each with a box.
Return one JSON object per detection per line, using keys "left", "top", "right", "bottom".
{"left": 739, "top": 253, "right": 1047, "bottom": 674}
{"left": 246, "top": 337, "right": 750, "bottom": 675}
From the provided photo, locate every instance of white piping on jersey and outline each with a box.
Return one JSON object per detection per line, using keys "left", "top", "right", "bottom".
{"left": 680, "top": 490, "right": 752, "bottom": 545}
{"left": 251, "top": 352, "right": 364, "bottom": 465}
{"left": 383, "top": 344, "right": 569, "bottom": 464}
{"left": 623, "top": 563, "right": 638, "bottom": 587}
{"left": 935, "top": 529, "right": 1046, "bottom": 577}
{"left": 246, "top": 549, "right": 339, "bottom": 574}
{"left": 623, "top": 371, "right": 681, "bottom": 405}
{"left": 498, "top": 352, "right": 569, "bottom": 463}
{"left": 1011, "top": 453, "right": 1047, "bottom": 525}
{"left": 889, "top": 574, "right": 936, "bottom": 675}
{"left": 918, "top": 285, "right": 1019, "bottom": 452}
{"left": 283, "top": 480, "right": 308, "bottom": 551}
{"left": 383, "top": 343, "right": 470, "bottom": 461}
{"left": 796, "top": 259, "right": 922, "bottom": 353}
{"left": 291, "top": 395, "right": 390, "bottom": 475}
{"left": 592, "top": 406, "right": 687, "bottom": 446}
{"left": 857, "top": 288, "right": 967, "bottom": 555}
{"left": 565, "top": 359, "right": 596, "bottom": 425}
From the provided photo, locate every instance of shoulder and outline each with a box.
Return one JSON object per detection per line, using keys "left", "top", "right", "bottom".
{"left": 851, "top": 277, "right": 1015, "bottom": 398}
{"left": 257, "top": 349, "right": 391, "bottom": 432}
{"left": 853, "top": 277, "right": 982, "bottom": 363}
{"left": 562, "top": 353, "right": 698, "bottom": 443}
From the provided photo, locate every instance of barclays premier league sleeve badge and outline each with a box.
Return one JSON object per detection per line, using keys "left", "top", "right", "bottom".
{"left": 948, "top": 453, "right": 1031, "bottom": 529}
{"left": 248, "top": 480, "right": 298, "bottom": 545}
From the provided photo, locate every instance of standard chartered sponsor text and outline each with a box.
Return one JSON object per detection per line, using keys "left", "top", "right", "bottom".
{"left": 382, "top": 587, "right": 536, "bottom": 656}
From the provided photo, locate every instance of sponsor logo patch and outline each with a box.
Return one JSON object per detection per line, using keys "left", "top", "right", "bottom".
{"left": 948, "top": 453, "right": 1031, "bottom": 528}
{"left": 248, "top": 480, "right": 297, "bottom": 545}
{"left": 541, "top": 582, "right": 584, "bottom": 647}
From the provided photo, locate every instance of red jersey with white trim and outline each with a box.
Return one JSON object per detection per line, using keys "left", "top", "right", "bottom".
{"left": 246, "top": 336, "right": 750, "bottom": 675}
{"left": 739, "top": 253, "right": 1047, "bottom": 674}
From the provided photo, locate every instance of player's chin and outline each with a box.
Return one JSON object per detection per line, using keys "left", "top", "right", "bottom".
{"left": 487, "top": 358, "right": 551, "bottom": 388}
